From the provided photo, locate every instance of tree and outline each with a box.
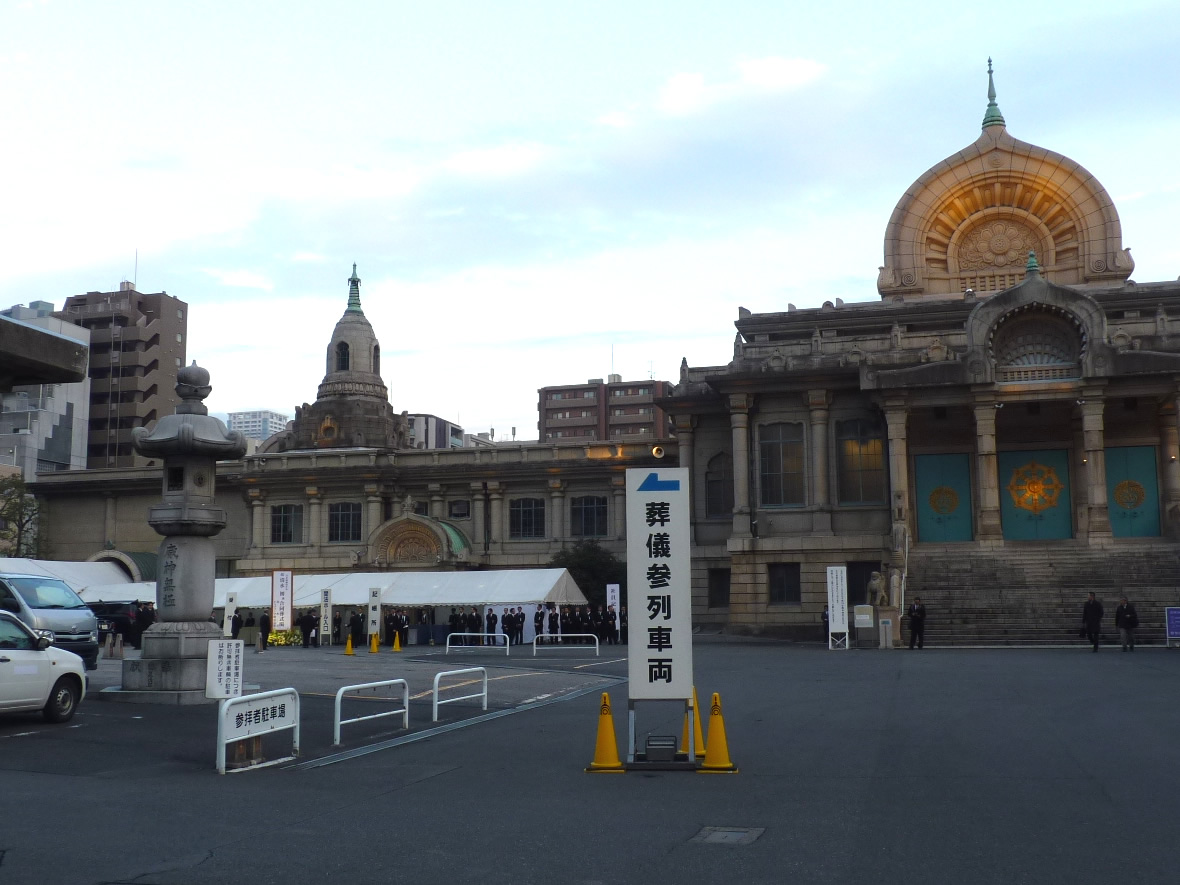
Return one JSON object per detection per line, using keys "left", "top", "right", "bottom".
{"left": 547, "top": 540, "right": 625, "bottom": 608}
{"left": 0, "top": 474, "right": 39, "bottom": 557}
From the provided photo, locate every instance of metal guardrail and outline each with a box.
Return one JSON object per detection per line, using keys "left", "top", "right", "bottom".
{"left": 432, "top": 667, "right": 488, "bottom": 722}
{"left": 216, "top": 687, "right": 300, "bottom": 774}
{"left": 445, "top": 632, "right": 510, "bottom": 656}
{"left": 532, "top": 634, "right": 600, "bottom": 656}
{"left": 333, "top": 679, "right": 409, "bottom": 746}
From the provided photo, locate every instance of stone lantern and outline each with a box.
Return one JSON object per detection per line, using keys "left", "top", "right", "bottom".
{"left": 121, "top": 362, "right": 247, "bottom": 702}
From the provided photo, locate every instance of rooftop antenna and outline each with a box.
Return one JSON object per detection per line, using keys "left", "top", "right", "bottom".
{"left": 649, "top": 360, "right": 654, "bottom": 380}
{"left": 133, "top": 248, "right": 138, "bottom": 290}
{"left": 611, "top": 343, "right": 615, "bottom": 376}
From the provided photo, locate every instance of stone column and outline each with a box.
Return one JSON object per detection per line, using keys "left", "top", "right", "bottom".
{"left": 470, "top": 481, "right": 487, "bottom": 553}
{"left": 1081, "top": 398, "right": 1112, "bottom": 541}
{"left": 104, "top": 495, "right": 117, "bottom": 548}
{"left": 428, "top": 483, "right": 445, "bottom": 520}
{"left": 674, "top": 414, "right": 696, "bottom": 542}
{"left": 487, "top": 483, "right": 503, "bottom": 545}
{"left": 365, "top": 485, "right": 382, "bottom": 537}
{"left": 729, "top": 393, "right": 752, "bottom": 537}
{"left": 973, "top": 402, "right": 1003, "bottom": 542}
{"left": 884, "top": 399, "right": 910, "bottom": 561}
{"left": 807, "top": 389, "right": 832, "bottom": 534}
{"left": 249, "top": 491, "right": 266, "bottom": 548}
{"left": 306, "top": 486, "right": 321, "bottom": 547}
{"left": 1161, "top": 405, "right": 1180, "bottom": 537}
{"left": 612, "top": 478, "right": 626, "bottom": 540}
{"left": 548, "top": 479, "right": 565, "bottom": 545}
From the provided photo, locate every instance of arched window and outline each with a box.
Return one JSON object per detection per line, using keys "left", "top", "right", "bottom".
{"left": 705, "top": 452, "right": 734, "bottom": 518}
{"left": 335, "top": 342, "right": 350, "bottom": 372}
{"left": 373, "top": 344, "right": 380, "bottom": 375}
{"left": 991, "top": 310, "right": 1081, "bottom": 383}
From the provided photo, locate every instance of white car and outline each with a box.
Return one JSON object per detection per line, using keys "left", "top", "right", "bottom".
{"left": 0, "top": 610, "right": 87, "bottom": 722}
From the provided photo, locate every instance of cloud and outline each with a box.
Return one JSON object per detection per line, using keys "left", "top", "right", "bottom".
{"left": 202, "top": 268, "right": 274, "bottom": 291}
{"left": 656, "top": 56, "right": 827, "bottom": 117}
{"left": 440, "top": 142, "right": 550, "bottom": 178}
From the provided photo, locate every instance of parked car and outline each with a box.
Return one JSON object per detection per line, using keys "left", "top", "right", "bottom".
{"left": 0, "top": 574, "right": 99, "bottom": 670}
{"left": 0, "top": 610, "right": 87, "bottom": 722}
{"left": 87, "top": 601, "right": 141, "bottom": 643}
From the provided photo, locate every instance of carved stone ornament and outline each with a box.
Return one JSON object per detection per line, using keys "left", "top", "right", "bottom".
{"left": 386, "top": 523, "right": 442, "bottom": 564}
{"left": 957, "top": 220, "right": 1041, "bottom": 271}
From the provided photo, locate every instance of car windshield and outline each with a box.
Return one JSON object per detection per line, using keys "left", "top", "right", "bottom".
{"left": 7, "top": 577, "right": 91, "bottom": 610}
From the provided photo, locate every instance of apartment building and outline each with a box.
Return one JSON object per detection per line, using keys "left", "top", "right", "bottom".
{"left": 538, "top": 374, "right": 673, "bottom": 442}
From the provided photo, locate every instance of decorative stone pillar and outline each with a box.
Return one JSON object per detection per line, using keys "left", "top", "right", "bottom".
{"left": 884, "top": 399, "right": 910, "bottom": 562}
{"left": 612, "top": 478, "right": 626, "bottom": 540}
{"left": 729, "top": 394, "right": 752, "bottom": 537}
{"left": 428, "top": 483, "right": 445, "bottom": 520}
{"left": 548, "top": 479, "right": 565, "bottom": 543}
{"left": 807, "top": 390, "right": 832, "bottom": 535}
{"left": 248, "top": 490, "right": 265, "bottom": 548}
{"left": 306, "top": 486, "right": 321, "bottom": 548}
{"left": 674, "top": 415, "right": 696, "bottom": 540}
{"left": 470, "top": 481, "right": 487, "bottom": 553}
{"left": 487, "top": 482, "right": 503, "bottom": 546}
{"left": 365, "top": 485, "right": 381, "bottom": 537}
{"left": 122, "top": 362, "right": 247, "bottom": 703}
{"left": 104, "top": 495, "right": 117, "bottom": 548}
{"left": 1081, "top": 398, "right": 1112, "bottom": 541}
{"left": 973, "top": 402, "right": 1003, "bottom": 541}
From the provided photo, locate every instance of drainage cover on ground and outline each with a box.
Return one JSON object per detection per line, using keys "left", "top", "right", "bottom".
{"left": 691, "top": 827, "right": 764, "bottom": 846}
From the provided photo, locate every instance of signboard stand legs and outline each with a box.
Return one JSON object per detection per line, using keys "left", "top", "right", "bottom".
{"left": 625, "top": 697, "right": 698, "bottom": 769}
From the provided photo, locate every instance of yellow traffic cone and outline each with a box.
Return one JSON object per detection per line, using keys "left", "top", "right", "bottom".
{"left": 393, "top": 631, "right": 402, "bottom": 652}
{"left": 585, "top": 692, "right": 625, "bottom": 772}
{"left": 370, "top": 633, "right": 379, "bottom": 654}
{"left": 700, "top": 692, "right": 738, "bottom": 773}
{"left": 679, "top": 686, "right": 706, "bottom": 757}
{"left": 344, "top": 634, "right": 354, "bottom": 656}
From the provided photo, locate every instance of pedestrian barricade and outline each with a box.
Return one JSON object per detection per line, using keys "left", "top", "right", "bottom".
{"left": 432, "top": 667, "right": 488, "bottom": 722}
{"left": 533, "top": 634, "right": 600, "bottom": 656}
{"left": 445, "top": 633, "right": 510, "bottom": 656}
{"left": 333, "top": 679, "right": 409, "bottom": 746}
{"left": 217, "top": 687, "right": 300, "bottom": 774}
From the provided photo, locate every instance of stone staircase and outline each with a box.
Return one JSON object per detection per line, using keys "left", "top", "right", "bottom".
{"left": 903, "top": 541, "right": 1180, "bottom": 646}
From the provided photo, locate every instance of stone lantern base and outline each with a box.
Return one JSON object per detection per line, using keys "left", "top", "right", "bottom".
{"left": 109, "top": 621, "right": 223, "bottom": 705}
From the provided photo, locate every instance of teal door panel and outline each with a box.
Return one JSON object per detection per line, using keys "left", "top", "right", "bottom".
{"left": 915, "top": 453, "right": 973, "bottom": 542}
{"left": 999, "top": 450, "right": 1073, "bottom": 540}
{"left": 1106, "top": 446, "right": 1160, "bottom": 538}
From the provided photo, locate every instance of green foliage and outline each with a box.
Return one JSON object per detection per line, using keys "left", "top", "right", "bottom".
{"left": 0, "top": 473, "right": 38, "bottom": 557}
{"left": 547, "top": 539, "right": 625, "bottom": 608}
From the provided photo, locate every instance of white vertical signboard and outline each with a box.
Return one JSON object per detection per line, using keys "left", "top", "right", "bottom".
{"left": 223, "top": 591, "right": 238, "bottom": 637}
{"left": 626, "top": 468, "right": 693, "bottom": 700}
{"left": 606, "top": 583, "right": 620, "bottom": 616}
{"left": 319, "top": 590, "right": 332, "bottom": 646}
{"left": 271, "top": 570, "right": 292, "bottom": 631}
{"left": 826, "top": 566, "right": 849, "bottom": 650}
{"left": 206, "top": 639, "right": 244, "bottom": 699}
{"left": 367, "top": 588, "right": 381, "bottom": 637}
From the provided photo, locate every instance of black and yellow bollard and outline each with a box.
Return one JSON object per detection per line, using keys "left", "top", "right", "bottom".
{"left": 699, "top": 692, "right": 738, "bottom": 773}
{"left": 585, "top": 692, "right": 625, "bottom": 772}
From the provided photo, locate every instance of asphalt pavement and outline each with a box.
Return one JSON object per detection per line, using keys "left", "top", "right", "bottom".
{"left": 3, "top": 638, "right": 1180, "bottom": 884}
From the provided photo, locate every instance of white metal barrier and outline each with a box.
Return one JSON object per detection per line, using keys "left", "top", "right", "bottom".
{"left": 432, "top": 667, "right": 488, "bottom": 722}
{"left": 445, "top": 632, "right": 510, "bottom": 656}
{"left": 217, "top": 687, "right": 300, "bottom": 774}
{"left": 533, "top": 634, "right": 600, "bottom": 656}
{"left": 333, "top": 679, "right": 409, "bottom": 746}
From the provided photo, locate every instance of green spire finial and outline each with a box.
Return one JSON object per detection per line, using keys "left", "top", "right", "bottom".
{"left": 982, "top": 58, "right": 1006, "bottom": 129}
{"left": 1026, "top": 250, "right": 1040, "bottom": 275}
{"left": 347, "top": 263, "right": 362, "bottom": 313}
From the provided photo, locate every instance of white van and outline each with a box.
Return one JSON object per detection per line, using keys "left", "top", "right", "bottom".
{"left": 0, "top": 574, "right": 99, "bottom": 670}
{"left": 0, "top": 610, "right": 87, "bottom": 721}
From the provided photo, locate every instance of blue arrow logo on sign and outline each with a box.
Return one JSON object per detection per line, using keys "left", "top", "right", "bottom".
{"left": 638, "top": 472, "right": 680, "bottom": 492}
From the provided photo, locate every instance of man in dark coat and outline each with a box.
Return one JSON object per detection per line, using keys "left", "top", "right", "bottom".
{"left": 534, "top": 605, "right": 545, "bottom": 645}
{"left": 548, "top": 606, "right": 559, "bottom": 644}
{"left": 501, "top": 608, "right": 512, "bottom": 646}
{"left": 1114, "top": 595, "right": 1138, "bottom": 652}
{"left": 486, "top": 608, "right": 498, "bottom": 647}
{"left": 332, "top": 611, "right": 342, "bottom": 643}
{"left": 230, "top": 610, "right": 242, "bottom": 640}
{"left": 619, "top": 606, "right": 628, "bottom": 644}
{"left": 259, "top": 610, "right": 271, "bottom": 651}
{"left": 907, "top": 597, "right": 926, "bottom": 649}
{"left": 606, "top": 605, "right": 618, "bottom": 645}
{"left": 1082, "top": 592, "right": 1104, "bottom": 652}
{"left": 299, "top": 611, "right": 312, "bottom": 648}
{"left": 350, "top": 610, "right": 364, "bottom": 646}
{"left": 514, "top": 608, "right": 525, "bottom": 645}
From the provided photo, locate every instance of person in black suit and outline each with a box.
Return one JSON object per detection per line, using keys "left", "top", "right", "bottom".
{"left": 534, "top": 605, "right": 545, "bottom": 645}
{"left": 547, "top": 606, "right": 559, "bottom": 644}
{"left": 1082, "top": 592, "right": 1104, "bottom": 652}
{"left": 259, "top": 610, "right": 271, "bottom": 651}
{"left": 486, "top": 608, "right": 498, "bottom": 647}
{"left": 908, "top": 597, "right": 927, "bottom": 649}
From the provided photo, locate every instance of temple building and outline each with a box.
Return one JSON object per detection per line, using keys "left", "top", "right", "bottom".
{"left": 666, "top": 63, "right": 1180, "bottom": 641}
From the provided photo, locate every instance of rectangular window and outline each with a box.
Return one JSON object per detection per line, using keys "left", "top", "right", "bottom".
{"left": 270, "top": 504, "right": 303, "bottom": 544}
{"left": 449, "top": 499, "right": 471, "bottom": 519}
{"left": 708, "top": 568, "right": 731, "bottom": 609}
{"left": 328, "top": 502, "right": 362, "bottom": 542}
{"left": 768, "top": 563, "right": 801, "bottom": 605}
{"left": 836, "top": 418, "right": 887, "bottom": 504}
{"left": 759, "top": 422, "right": 805, "bottom": 506}
{"left": 509, "top": 498, "right": 546, "bottom": 539}
{"left": 570, "top": 495, "right": 608, "bottom": 537}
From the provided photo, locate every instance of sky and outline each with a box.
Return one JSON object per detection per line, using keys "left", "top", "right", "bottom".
{"left": 2, "top": 1, "right": 1179, "bottom": 441}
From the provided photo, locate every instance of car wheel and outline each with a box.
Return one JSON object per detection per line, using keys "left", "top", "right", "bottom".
{"left": 43, "top": 676, "right": 80, "bottom": 723}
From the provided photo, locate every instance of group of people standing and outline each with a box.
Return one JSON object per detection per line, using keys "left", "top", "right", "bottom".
{"left": 444, "top": 603, "right": 629, "bottom": 646}
{"left": 1082, "top": 593, "right": 1139, "bottom": 652}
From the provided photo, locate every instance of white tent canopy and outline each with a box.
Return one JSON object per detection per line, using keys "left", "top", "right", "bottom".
{"left": 74, "top": 568, "right": 587, "bottom": 610}
{"left": 0, "top": 557, "right": 135, "bottom": 592}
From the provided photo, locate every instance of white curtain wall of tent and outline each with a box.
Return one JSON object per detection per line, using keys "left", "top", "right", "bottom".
{"left": 70, "top": 568, "right": 588, "bottom": 611}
